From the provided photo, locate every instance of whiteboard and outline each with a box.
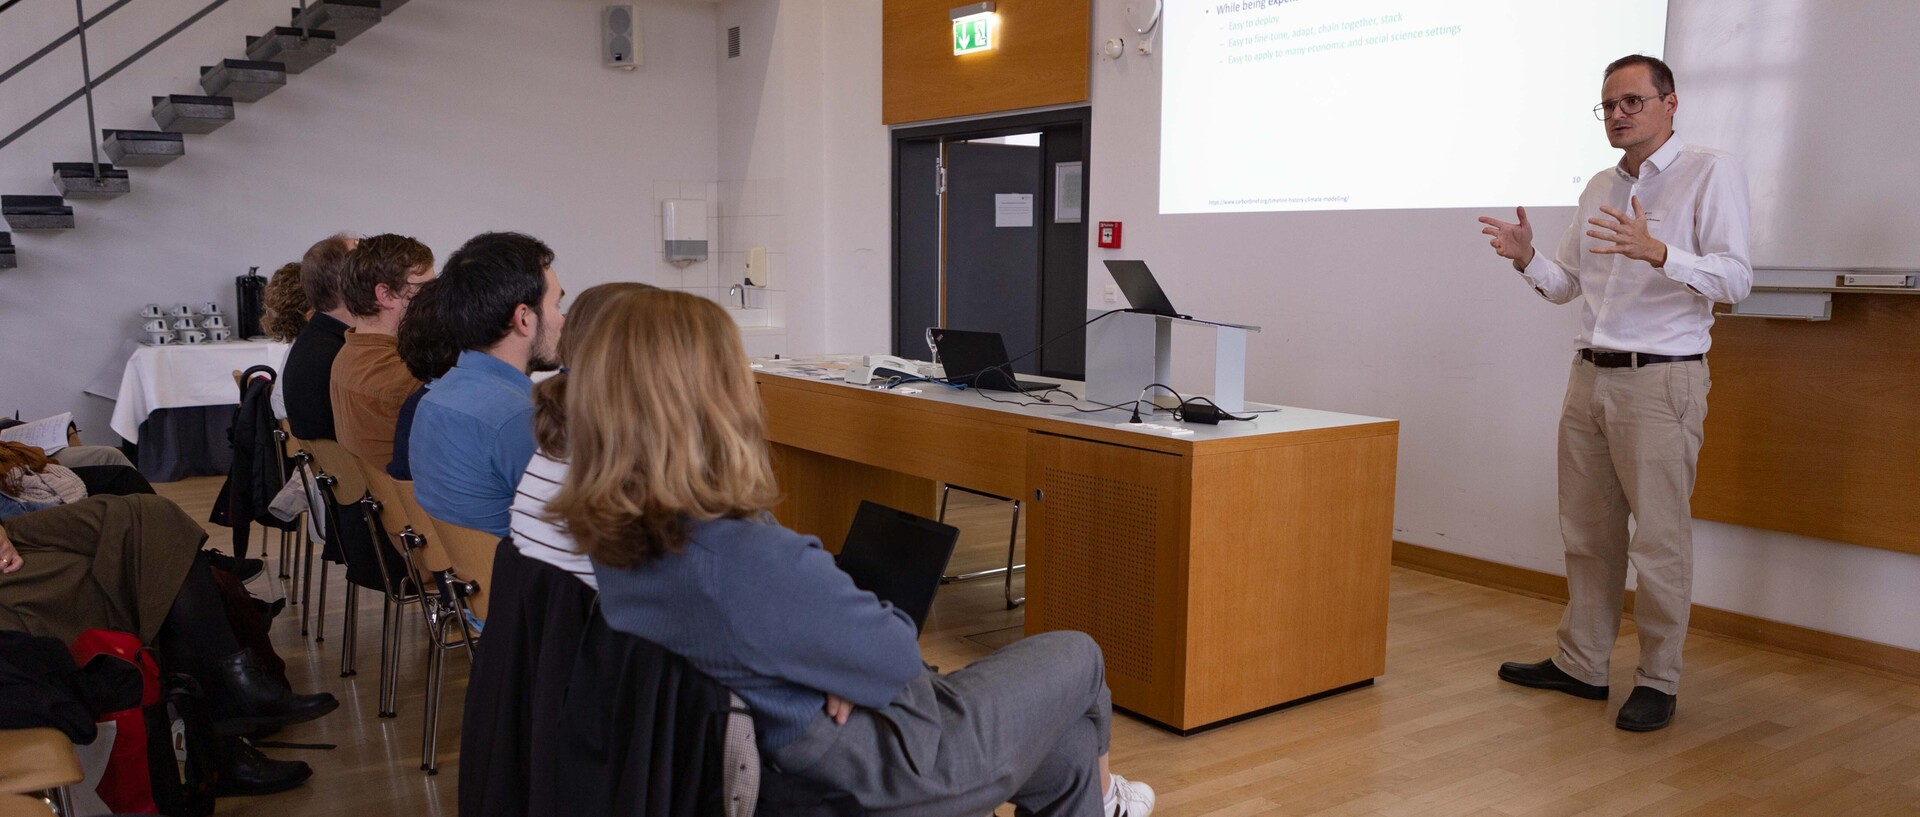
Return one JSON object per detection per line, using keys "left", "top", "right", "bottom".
{"left": 1669, "top": 0, "right": 1920, "bottom": 268}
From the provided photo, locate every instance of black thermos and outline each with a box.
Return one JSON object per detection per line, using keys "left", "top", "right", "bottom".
{"left": 235, "top": 266, "right": 266, "bottom": 339}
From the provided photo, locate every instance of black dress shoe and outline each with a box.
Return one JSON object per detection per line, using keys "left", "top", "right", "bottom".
{"left": 1615, "top": 686, "right": 1676, "bottom": 732}
{"left": 213, "top": 737, "right": 312, "bottom": 797}
{"left": 211, "top": 649, "right": 340, "bottom": 735}
{"left": 204, "top": 550, "right": 265, "bottom": 582}
{"left": 1497, "top": 658, "right": 1610, "bottom": 700}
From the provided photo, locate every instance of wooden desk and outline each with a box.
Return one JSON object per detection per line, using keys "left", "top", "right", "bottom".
{"left": 757, "top": 363, "right": 1400, "bottom": 733}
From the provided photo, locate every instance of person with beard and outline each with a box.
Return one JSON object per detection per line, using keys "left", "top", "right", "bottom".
{"left": 406, "top": 232, "right": 566, "bottom": 538}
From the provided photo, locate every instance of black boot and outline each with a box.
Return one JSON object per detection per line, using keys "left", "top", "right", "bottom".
{"left": 212, "top": 649, "right": 340, "bottom": 735}
{"left": 213, "top": 736, "right": 312, "bottom": 797}
{"left": 204, "top": 550, "right": 265, "bottom": 582}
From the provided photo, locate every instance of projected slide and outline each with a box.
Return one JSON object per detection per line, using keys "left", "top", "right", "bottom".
{"left": 1160, "top": 0, "right": 1669, "bottom": 214}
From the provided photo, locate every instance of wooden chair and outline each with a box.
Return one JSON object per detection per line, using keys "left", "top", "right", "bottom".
{"left": 388, "top": 481, "right": 471, "bottom": 775}
{"left": 0, "top": 729, "right": 80, "bottom": 817}
{"left": 346, "top": 455, "right": 432, "bottom": 721}
{"left": 301, "top": 438, "right": 372, "bottom": 678}
{"left": 282, "top": 431, "right": 325, "bottom": 639}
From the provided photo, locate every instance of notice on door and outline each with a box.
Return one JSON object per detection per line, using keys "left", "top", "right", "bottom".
{"left": 994, "top": 193, "right": 1034, "bottom": 228}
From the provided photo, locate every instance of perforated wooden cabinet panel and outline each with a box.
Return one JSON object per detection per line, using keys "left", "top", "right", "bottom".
{"left": 1025, "top": 432, "right": 1190, "bottom": 725}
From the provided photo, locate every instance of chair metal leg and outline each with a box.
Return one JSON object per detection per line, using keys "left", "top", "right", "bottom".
{"left": 339, "top": 582, "right": 359, "bottom": 677}
{"left": 315, "top": 558, "right": 329, "bottom": 642}
{"left": 379, "top": 595, "right": 402, "bottom": 718}
{"left": 420, "top": 616, "right": 448, "bottom": 774}
{"left": 937, "top": 484, "right": 1028, "bottom": 585}
{"left": 49, "top": 786, "right": 76, "bottom": 817}
{"left": 1005, "top": 500, "right": 1025, "bottom": 609}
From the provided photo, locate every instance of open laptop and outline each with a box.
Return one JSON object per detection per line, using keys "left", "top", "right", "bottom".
{"left": 1102, "top": 259, "right": 1191, "bottom": 320}
{"left": 834, "top": 501, "right": 959, "bottom": 633}
{"left": 927, "top": 328, "right": 1053, "bottom": 393}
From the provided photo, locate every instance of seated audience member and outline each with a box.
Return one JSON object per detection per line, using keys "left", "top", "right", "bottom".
{"left": 0, "top": 495, "right": 336, "bottom": 795}
{"left": 263, "top": 261, "right": 311, "bottom": 343}
{"left": 282, "top": 234, "right": 357, "bottom": 442}
{"left": 280, "top": 234, "right": 384, "bottom": 569}
{"left": 408, "top": 232, "right": 565, "bottom": 537}
{"left": 330, "top": 234, "right": 435, "bottom": 472}
{"left": 264, "top": 260, "right": 311, "bottom": 420}
{"left": 550, "top": 289, "right": 1158, "bottom": 817}
{"left": 390, "top": 276, "right": 466, "bottom": 481}
{"left": 510, "top": 281, "right": 653, "bottom": 586}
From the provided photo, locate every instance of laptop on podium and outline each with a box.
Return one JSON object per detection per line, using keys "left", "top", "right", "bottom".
{"left": 928, "top": 327, "right": 1053, "bottom": 393}
{"left": 1102, "top": 259, "right": 1192, "bottom": 320}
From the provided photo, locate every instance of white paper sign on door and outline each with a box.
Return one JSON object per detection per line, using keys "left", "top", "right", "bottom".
{"left": 994, "top": 193, "right": 1034, "bottom": 228}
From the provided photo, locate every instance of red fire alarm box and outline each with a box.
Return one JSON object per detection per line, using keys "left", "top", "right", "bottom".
{"left": 1097, "top": 221, "right": 1122, "bottom": 248}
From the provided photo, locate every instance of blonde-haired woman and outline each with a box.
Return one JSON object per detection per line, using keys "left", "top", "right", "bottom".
{"left": 507, "top": 280, "right": 654, "bottom": 584}
{"left": 540, "top": 288, "right": 1155, "bottom": 817}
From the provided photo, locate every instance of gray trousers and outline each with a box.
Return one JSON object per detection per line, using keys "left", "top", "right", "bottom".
{"left": 1552, "top": 356, "right": 1708, "bottom": 694}
{"left": 772, "top": 631, "right": 1112, "bottom": 817}
{"left": 54, "top": 445, "right": 134, "bottom": 468}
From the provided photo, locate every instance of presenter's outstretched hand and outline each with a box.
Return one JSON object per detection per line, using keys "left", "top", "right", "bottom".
{"left": 1478, "top": 207, "right": 1536, "bottom": 269}
{"left": 1587, "top": 196, "right": 1668, "bottom": 267}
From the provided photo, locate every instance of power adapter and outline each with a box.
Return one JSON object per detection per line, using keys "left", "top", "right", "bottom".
{"left": 1178, "top": 399, "right": 1224, "bottom": 425}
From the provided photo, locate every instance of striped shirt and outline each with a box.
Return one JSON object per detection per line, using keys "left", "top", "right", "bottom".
{"left": 507, "top": 451, "right": 596, "bottom": 588}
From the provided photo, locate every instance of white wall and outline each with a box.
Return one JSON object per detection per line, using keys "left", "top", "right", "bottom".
{"left": 1081, "top": 0, "right": 1920, "bottom": 651}
{"left": 1, "top": 0, "right": 719, "bottom": 436}
{"left": 712, "top": 0, "right": 889, "bottom": 357}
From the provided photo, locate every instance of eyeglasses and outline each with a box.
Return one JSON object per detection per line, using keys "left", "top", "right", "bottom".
{"left": 1593, "top": 93, "right": 1669, "bottom": 120}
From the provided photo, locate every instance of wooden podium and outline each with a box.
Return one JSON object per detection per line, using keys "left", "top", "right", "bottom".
{"left": 756, "top": 363, "right": 1399, "bottom": 733}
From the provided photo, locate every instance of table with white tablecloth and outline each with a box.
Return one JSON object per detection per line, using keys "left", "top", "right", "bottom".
{"left": 83, "top": 339, "right": 290, "bottom": 479}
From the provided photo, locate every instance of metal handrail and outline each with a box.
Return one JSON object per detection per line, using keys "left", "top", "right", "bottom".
{"left": 0, "top": 0, "right": 138, "bottom": 88}
{"left": 0, "top": 0, "right": 237, "bottom": 154}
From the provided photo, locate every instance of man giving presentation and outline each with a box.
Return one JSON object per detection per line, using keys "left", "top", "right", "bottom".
{"left": 1477, "top": 54, "right": 1752, "bottom": 733}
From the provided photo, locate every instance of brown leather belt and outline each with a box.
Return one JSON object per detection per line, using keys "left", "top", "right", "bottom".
{"left": 1580, "top": 349, "right": 1705, "bottom": 368}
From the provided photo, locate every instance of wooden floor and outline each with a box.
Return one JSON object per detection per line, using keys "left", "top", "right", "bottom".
{"left": 152, "top": 478, "right": 1920, "bottom": 817}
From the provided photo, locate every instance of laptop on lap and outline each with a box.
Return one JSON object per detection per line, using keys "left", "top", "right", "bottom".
{"left": 834, "top": 501, "right": 960, "bottom": 633}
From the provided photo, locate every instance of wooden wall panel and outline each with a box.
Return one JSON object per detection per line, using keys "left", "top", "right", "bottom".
{"left": 883, "top": 0, "right": 1090, "bottom": 124}
{"left": 1694, "top": 295, "right": 1920, "bottom": 555}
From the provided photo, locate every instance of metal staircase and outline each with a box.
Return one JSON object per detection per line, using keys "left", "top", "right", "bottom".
{"left": 0, "top": 0, "right": 416, "bottom": 267}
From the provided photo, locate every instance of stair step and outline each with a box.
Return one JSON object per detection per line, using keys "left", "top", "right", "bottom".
{"left": 200, "top": 59, "right": 288, "bottom": 102}
{"left": 2, "top": 195, "right": 76, "bottom": 230}
{"left": 0, "top": 232, "right": 16, "bottom": 270}
{"left": 380, "top": 0, "right": 408, "bottom": 13}
{"left": 52, "top": 162, "right": 132, "bottom": 198}
{"left": 246, "top": 27, "right": 338, "bottom": 74}
{"left": 292, "top": 0, "right": 381, "bottom": 43}
{"left": 152, "top": 94, "right": 236, "bottom": 134}
{"left": 103, "top": 130, "right": 186, "bottom": 167}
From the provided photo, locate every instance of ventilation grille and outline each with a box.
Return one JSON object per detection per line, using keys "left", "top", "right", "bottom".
{"left": 727, "top": 26, "right": 741, "bottom": 59}
{"left": 1039, "top": 469, "right": 1158, "bottom": 685}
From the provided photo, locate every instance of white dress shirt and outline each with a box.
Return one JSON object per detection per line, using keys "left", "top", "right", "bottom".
{"left": 1522, "top": 136, "right": 1753, "bottom": 356}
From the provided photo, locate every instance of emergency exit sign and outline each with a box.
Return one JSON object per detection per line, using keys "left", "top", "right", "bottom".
{"left": 953, "top": 15, "right": 993, "bottom": 54}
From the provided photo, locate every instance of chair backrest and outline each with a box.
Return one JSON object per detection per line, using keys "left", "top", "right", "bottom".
{"left": 430, "top": 518, "right": 499, "bottom": 619}
{"left": 391, "top": 481, "right": 454, "bottom": 574}
{"left": 303, "top": 438, "right": 368, "bottom": 503}
{"left": 363, "top": 468, "right": 437, "bottom": 580}
{"left": 0, "top": 727, "right": 82, "bottom": 795}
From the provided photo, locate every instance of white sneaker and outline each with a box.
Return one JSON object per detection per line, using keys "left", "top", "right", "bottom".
{"left": 1105, "top": 774, "right": 1155, "bottom": 817}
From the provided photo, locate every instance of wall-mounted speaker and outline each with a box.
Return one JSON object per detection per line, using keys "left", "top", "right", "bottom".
{"left": 602, "top": 5, "right": 640, "bottom": 69}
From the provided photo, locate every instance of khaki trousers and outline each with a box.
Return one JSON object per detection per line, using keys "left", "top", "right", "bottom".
{"left": 1551, "top": 355, "right": 1708, "bottom": 695}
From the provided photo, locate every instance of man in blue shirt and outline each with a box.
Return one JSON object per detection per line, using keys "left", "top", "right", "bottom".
{"left": 408, "top": 233, "right": 565, "bottom": 538}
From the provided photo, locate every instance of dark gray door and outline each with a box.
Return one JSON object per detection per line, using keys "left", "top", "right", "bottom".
{"left": 944, "top": 142, "right": 1041, "bottom": 372}
{"left": 894, "top": 140, "right": 943, "bottom": 358}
